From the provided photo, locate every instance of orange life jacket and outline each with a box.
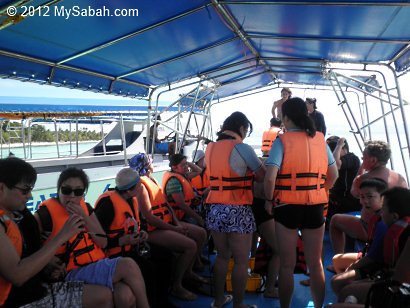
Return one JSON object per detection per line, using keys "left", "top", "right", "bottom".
{"left": 205, "top": 139, "right": 254, "bottom": 205}
{"left": 95, "top": 190, "right": 140, "bottom": 257}
{"left": 383, "top": 216, "right": 410, "bottom": 267}
{"left": 140, "top": 176, "right": 173, "bottom": 231}
{"left": 0, "top": 210, "right": 23, "bottom": 306}
{"left": 40, "top": 198, "right": 106, "bottom": 271}
{"left": 191, "top": 168, "right": 210, "bottom": 196}
{"left": 261, "top": 127, "right": 281, "bottom": 153}
{"left": 274, "top": 132, "right": 328, "bottom": 205}
{"left": 162, "top": 171, "right": 196, "bottom": 220}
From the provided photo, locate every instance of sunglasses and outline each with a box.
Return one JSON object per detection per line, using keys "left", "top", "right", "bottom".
{"left": 13, "top": 186, "right": 33, "bottom": 195}
{"left": 60, "top": 186, "right": 85, "bottom": 196}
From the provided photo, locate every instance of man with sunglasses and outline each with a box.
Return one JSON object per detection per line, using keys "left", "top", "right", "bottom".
{"left": 0, "top": 157, "right": 113, "bottom": 307}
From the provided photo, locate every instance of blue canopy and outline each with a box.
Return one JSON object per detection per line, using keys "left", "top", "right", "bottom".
{"left": 1, "top": 0, "right": 409, "bottom": 99}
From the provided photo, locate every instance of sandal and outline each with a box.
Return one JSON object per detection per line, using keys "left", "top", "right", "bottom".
{"left": 210, "top": 294, "right": 233, "bottom": 308}
{"left": 299, "top": 278, "right": 310, "bottom": 287}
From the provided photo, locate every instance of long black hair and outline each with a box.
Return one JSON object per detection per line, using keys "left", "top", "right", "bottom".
{"left": 216, "top": 111, "right": 253, "bottom": 141}
{"left": 57, "top": 167, "right": 89, "bottom": 192}
{"left": 282, "top": 97, "right": 316, "bottom": 137}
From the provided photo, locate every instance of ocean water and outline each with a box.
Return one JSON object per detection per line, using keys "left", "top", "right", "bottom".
{"left": 1, "top": 141, "right": 98, "bottom": 160}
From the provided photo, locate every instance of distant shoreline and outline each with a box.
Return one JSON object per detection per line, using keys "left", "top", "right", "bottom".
{"left": 2, "top": 140, "right": 99, "bottom": 149}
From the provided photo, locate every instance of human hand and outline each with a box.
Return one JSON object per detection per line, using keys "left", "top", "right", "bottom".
{"left": 58, "top": 214, "right": 84, "bottom": 242}
{"left": 43, "top": 257, "right": 67, "bottom": 282}
{"left": 336, "top": 137, "right": 346, "bottom": 148}
{"left": 265, "top": 200, "right": 274, "bottom": 215}
{"left": 65, "top": 201, "right": 86, "bottom": 218}
{"left": 174, "top": 225, "right": 188, "bottom": 236}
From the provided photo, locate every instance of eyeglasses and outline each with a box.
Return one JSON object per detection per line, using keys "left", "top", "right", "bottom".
{"left": 60, "top": 186, "right": 85, "bottom": 196}
{"left": 13, "top": 186, "right": 33, "bottom": 195}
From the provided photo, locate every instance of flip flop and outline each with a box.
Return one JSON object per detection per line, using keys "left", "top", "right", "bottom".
{"left": 326, "top": 264, "right": 336, "bottom": 274}
{"left": 210, "top": 294, "right": 233, "bottom": 308}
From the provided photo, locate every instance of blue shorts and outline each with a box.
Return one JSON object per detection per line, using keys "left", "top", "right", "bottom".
{"left": 65, "top": 257, "right": 120, "bottom": 291}
{"left": 206, "top": 203, "right": 256, "bottom": 234}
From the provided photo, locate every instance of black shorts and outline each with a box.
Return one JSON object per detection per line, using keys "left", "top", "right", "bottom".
{"left": 251, "top": 197, "right": 274, "bottom": 227}
{"left": 274, "top": 204, "right": 325, "bottom": 229}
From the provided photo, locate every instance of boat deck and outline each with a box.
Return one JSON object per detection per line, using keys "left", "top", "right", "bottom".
{"left": 170, "top": 232, "right": 338, "bottom": 308}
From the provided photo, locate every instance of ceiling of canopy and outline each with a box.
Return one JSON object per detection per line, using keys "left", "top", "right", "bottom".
{"left": 1, "top": 0, "right": 409, "bottom": 100}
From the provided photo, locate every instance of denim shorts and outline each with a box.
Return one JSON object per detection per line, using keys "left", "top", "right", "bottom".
{"left": 65, "top": 257, "right": 120, "bottom": 291}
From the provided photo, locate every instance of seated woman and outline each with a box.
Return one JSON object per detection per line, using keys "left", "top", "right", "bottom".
{"left": 35, "top": 167, "right": 150, "bottom": 308}
{"left": 130, "top": 153, "right": 208, "bottom": 301}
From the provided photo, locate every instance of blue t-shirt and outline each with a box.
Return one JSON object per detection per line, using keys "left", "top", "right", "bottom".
{"left": 265, "top": 129, "right": 335, "bottom": 168}
{"left": 366, "top": 221, "right": 388, "bottom": 262}
{"left": 229, "top": 142, "right": 262, "bottom": 176}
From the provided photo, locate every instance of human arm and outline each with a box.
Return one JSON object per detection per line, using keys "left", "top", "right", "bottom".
{"left": 1, "top": 214, "right": 84, "bottom": 286}
{"left": 264, "top": 165, "right": 279, "bottom": 215}
{"left": 351, "top": 164, "right": 367, "bottom": 198}
{"left": 185, "top": 161, "right": 203, "bottom": 180}
{"left": 136, "top": 184, "right": 186, "bottom": 233}
{"left": 170, "top": 192, "right": 204, "bottom": 226}
{"left": 333, "top": 138, "right": 346, "bottom": 170}
{"left": 65, "top": 201, "right": 107, "bottom": 249}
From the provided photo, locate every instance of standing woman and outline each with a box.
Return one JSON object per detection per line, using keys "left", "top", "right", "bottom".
{"left": 205, "top": 111, "right": 265, "bottom": 308}
{"left": 264, "top": 98, "right": 338, "bottom": 308}
{"left": 306, "top": 98, "right": 327, "bottom": 136}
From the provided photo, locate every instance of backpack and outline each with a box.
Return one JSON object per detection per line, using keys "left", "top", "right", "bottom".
{"left": 365, "top": 280, "right": 410, "bottom": 308}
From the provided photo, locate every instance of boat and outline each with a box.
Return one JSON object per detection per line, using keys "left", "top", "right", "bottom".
{"left": 1, "top": 1, "right": 409, "bottom": 307}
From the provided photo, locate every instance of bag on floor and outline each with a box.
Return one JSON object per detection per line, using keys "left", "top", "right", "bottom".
{"left": 365, "top": 280, "right": 410, "bottom": 308}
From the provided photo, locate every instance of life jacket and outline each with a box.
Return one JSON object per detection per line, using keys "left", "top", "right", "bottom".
{"left": 361, "top": 211, "right": 382, "bottom": 256}
{"left": 205, "top": 139, "right": 254, "bottom": 205}
{"left": 261, "top": 127, "right": 281, "bottom": 153}
{"left": 162, "top": 171, "right": 196, "bottom": 220}
{"left": 40, "top": 198, "right": 106, "bottom": 271}
{"left": 95, "top": 190, "right": 140, "bottom": 257}
{"left": 191, "top": 168, "right": 210, "bottom": 196}
{"left": 383, "top": 216, "right": 410, "bottom": 267}
{"left": 0, "top": 210, "right": 23, "bottom": 306}
{"left": 274, "top": 132, "right": 328, "bottom": 205}
{"left": 140, "top": 176, "right": 173, "bottom": 231}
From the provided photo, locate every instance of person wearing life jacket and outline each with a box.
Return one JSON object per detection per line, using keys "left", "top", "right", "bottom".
{"left": 329, "top": 178, "right": 387, "bottom": 274}
{"left": 205, "top": 111, "right": 265, "bottom": 308}
{"left": 35, "top": 167, "right": 149, "bottom": 308}
{"left": 129, "top": 153, "right": 209, "bottom": 302}
{"left": 264, "top": 98, "right": 338, "bottom": 308}
{"left": 261, "top": 117, "right": 282, "bottom": 157}
{"left": 331, "top": 187, "right": 410, "bottom": 304}
{"left": 162, "top": 154, "right": 203, "bottom": 224}
{"left": 190, "top": 149, "right": 210, "bottom": 198}
{"left": 0, "top": 157, "right": 113, "bottom": 308}
{"left": 94, "top": 167, "right": 176, "bottom": 308}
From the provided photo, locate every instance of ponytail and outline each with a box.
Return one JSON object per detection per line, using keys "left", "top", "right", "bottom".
{"left": 282, "top": 97, "right": 317, "bottom": 137}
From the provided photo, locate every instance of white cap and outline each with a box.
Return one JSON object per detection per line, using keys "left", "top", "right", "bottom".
{"left": 115, "top": 168, "right": 140, "bottom": 191}
{"left": 192, "top": 149, "right": 205, "bottom": 163}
